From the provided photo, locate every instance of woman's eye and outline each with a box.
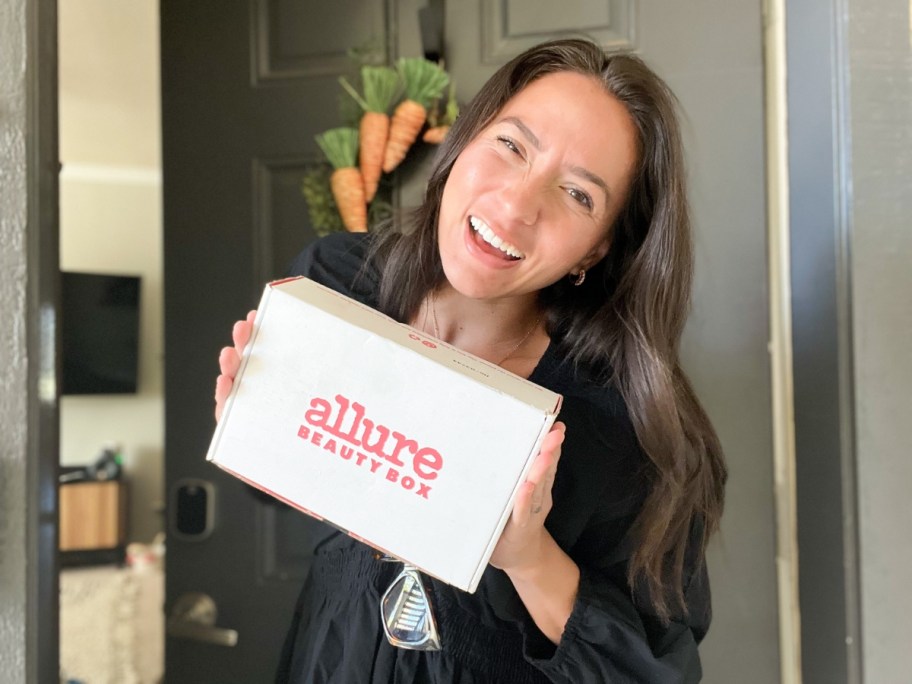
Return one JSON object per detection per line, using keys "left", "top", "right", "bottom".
{"left": 496, "top": 136, "right": 522, "bottom": 155}
{"left": 566, "top": 187, "right": 593, "bottom": 210}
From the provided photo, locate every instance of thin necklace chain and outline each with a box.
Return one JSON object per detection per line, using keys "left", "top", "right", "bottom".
{"left": 429, "top": 291, "right": 541, "bottom": 367}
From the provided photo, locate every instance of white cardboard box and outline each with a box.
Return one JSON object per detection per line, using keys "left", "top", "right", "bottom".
{"left": 206, "top": 276, "right": 562, "bottom": 592}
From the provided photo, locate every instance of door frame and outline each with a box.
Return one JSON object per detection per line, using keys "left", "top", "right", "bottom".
{"left": 785, "top": 0, "right": 862, "bottom": 682}
{"left": 764, "top": 1, "right": 801, "bottom": 680}
{"left": 24, "top": 0, "right": 60, "bottom": 681}
{"left": 16, "top": 0, "right": 863, "bottom": 681}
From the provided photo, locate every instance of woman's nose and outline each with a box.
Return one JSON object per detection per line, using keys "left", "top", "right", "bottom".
{"left": 497, "top": 175, "right": 544, "bottom": 226}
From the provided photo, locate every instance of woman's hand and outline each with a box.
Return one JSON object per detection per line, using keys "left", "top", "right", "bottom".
{"left": 490, "top": 421, "right": 578, "bottom": 643}
{"left": 489, "top": 421, "right": 566, "bottom": 574}
{"left": 214, "top": 310, "right": 257, "bottom": 422}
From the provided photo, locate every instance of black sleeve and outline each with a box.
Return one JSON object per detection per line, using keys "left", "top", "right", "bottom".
{"left": 520, "top": 543, "right": 709, "bottom": 684}
{"left": 516, "top": 384, "right": 711, "bottom": 683}
{"left": 284, "top": 232, "right": 378, "bottom": 306}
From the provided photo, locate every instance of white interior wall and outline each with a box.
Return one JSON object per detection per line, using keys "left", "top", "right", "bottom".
{"left": 59, "top": 0, "right": 163, "bottom": 544}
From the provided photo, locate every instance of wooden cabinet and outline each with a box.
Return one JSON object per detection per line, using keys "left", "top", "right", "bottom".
{"left": 59, "top": 480, "right": 127, "bottom": 551}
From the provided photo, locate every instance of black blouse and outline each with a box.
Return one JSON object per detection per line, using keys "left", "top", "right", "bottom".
{"left": 274, "top": 232, "right": 710, "bottom": 684}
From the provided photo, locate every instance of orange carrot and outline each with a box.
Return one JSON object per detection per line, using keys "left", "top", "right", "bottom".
{"left": 383, "top": 99, "right": 428, "bottom": 172}
{"left": 359, "top": 111, "right": 390, "bottom": 202}
{"left": 339, "top": 67, "right": 399, "bottom": 202}
{"left": 382, "top": 58, "right": 449, "bottom": 173}
{"left": 316, "top": 127, "right": 366, "bottom": 232}
{"left": 330, "top": 167, "right": 367, "bottom": 232}
{"left": 422, "top": 125, "right": 449, "bottom": 144}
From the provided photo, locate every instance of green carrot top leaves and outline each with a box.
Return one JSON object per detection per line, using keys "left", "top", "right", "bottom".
{"left": 339, "top": 66, "right": 400, "bottom": 113}
{"left": 363, "top": 66, "right": 400, "bottom": 111}
{"left": 444, "top": 83, "right": 459, "bottom": 123}
{"left": 429, "top": 83, "right": 459, "bottom": 128}
{"left": 316, "top": 127, "right": 359, "bottom": 169}
{"left": 396, "top": 57, "right": 450, "bottom": 108}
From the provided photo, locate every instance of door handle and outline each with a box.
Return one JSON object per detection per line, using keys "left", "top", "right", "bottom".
{"left": 167, "top": 592, "right": 238, "bottom": 647}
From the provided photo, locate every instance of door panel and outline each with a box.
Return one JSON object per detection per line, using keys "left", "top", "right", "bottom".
{"left": 162, "top": 1, "right": 389, "bottom": 681}
{"left": 442, "top": 2, "right": 777, "bottom": 682}
{"left": 164, "top": 1, "right": 776, "bottom": 682}
{"left": 638, "top": 4, "right": 778, "bottom": 680}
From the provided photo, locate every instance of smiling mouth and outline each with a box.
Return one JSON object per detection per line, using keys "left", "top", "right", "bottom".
{"left": 468, "top": 216, "right": 524, "bottom": 260}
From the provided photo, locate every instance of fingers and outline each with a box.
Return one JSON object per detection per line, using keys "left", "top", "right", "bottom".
{"left": 232, "top": 310, "right": 256, "bottom": 354}
{"left": 218, "top": 345, "right": 241, "bottom": 377}
{"left": 515, "top": 422, "right": 566, "bottom": 527}
{"left": 214, "top": 373, "right": 233, "bottom": 422}
{"left": 221, "top": 310, "right": 257, "bottom": 377}
{"left": 215, "top": 311, "right": 256, "bottom": 423}
{"left": 544, "top": 420, "right": 567, "bottom": 450}
{"left": 215, "top": 346, "right": 239, "bottom": 423}
{"left": 531, "top": 422, "right": 565, "bottom": 488}
{"left": 512, "top": 481, "right": 536, "bottom": 528}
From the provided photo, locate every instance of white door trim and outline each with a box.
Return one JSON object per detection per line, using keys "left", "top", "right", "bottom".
{"left": 764, "top": 0, "right": 802, "bottom": 682}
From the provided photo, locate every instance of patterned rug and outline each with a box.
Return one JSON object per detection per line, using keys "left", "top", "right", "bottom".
{"left": 60, "top": 564, "right": 163, "bottom": 684}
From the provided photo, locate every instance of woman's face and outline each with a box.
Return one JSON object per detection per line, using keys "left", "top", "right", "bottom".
{"left": 437, "top": 71, "right": 639, "bottom": 302}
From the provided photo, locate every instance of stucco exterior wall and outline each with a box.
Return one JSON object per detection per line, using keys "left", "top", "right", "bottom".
{"left": 0, "top": 0, "right": 29, "bottom": 679}
{"left": 848, "top": 1, "right": 912, "bottom": 681}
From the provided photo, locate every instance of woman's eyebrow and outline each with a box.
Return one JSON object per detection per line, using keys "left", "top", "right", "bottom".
{"left": 501, "top": 115, "right": 611, "bottom": 204}
{"left": 570, "top": 165, "right": 611, "bottom": 203}
{"left": 501, "top": 116, "right": 541, "bottom": 150}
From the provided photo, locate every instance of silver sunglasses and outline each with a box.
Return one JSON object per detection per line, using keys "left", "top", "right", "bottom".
{"left": 379, "top": 558, "right": 441, "bottom": 651}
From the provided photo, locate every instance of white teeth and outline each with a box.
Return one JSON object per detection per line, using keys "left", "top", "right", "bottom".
{"left": 468, "top": 216, "right": 523, "bottom": 259}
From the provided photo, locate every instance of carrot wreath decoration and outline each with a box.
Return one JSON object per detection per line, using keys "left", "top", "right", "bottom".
{"left": 315, "top": 127, "right": 367, "bottom": 233}
{"left": 339, "top": 66, "right": 400, "bottom": 203}
{"left": 423, "top": 82, "right": 459, "bottom": 145}
{"left": 301, "top": 56, "right": 454, "bottom": 234}
{"left": 382, "top": 58, "right": 450, "bottom": 173}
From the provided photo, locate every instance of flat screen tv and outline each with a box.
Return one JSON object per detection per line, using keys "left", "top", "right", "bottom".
{"left": 61, "top": 271, "right": 141, "bottom": 395}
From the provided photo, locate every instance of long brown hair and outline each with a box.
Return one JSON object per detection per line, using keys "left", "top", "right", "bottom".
{"left": 368, "top": 38, "right": 726, "bottom": 622}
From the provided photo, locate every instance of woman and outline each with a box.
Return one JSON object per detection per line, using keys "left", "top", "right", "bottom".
{"left": 215, "top": 38, "right": 726, "bottom": 683}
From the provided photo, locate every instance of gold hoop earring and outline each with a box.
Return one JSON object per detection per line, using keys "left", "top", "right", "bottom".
{"left": 571, "top": 270, "right": 586, "bottom": 286}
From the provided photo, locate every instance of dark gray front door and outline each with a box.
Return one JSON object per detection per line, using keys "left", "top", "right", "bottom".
{"left": 162, "top": 2, "right": 390, "bottom": 681}
{"left": 163, "top": 1, "right": 777, "bottom": 682}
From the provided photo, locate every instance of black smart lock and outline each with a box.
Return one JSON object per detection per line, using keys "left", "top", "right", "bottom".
{"left": 171, "top": 479, "right": 215, "bottom": 541}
